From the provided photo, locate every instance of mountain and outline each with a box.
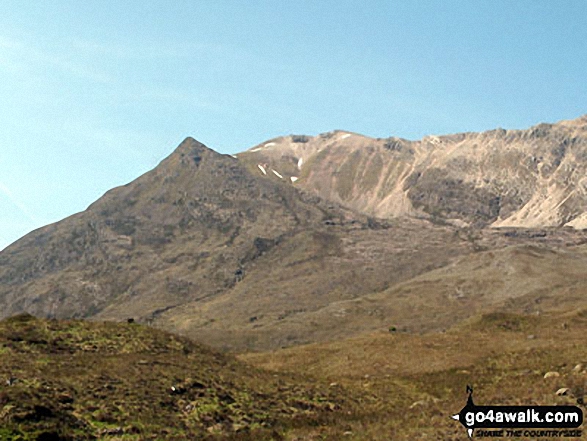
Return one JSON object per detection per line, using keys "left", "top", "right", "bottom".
{"left": 0, "top": 137, "right": 480, "bottom": 350}
{"left": 0, "top": 138, "right": 361, "bottom": 320}
{"left": 238, "top": 115, "right": 587, "bottom": 228}
{"left": 1, "top": 116, "right": 587, "bottom": 352}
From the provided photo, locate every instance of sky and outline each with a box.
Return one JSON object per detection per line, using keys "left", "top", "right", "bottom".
{"left": 1, "top": 1, "right": 586, "bottom": 250}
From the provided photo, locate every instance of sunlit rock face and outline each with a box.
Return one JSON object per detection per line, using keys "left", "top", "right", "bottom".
{"left": 240, "top": 116, "right": 587, "bottom": 228}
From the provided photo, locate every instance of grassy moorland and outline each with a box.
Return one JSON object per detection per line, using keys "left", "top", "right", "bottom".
{"left": 242, "top": 310, "right": 587, "bottom": 440}
{"left": 0, "top": 314, "right": 364, "bottom": 440}
{"left": 0, "top": 310, "right": 584, "bottom": 440}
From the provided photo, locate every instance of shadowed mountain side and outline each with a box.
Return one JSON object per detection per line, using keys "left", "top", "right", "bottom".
{"left": 151, "top": 218, "right": 473, "bottom": 351}
{"left": 153, "top": 227, "right": 587, "bottom": 352}
{"left": 0, "top": 137, "right": 361, "bottom": 323}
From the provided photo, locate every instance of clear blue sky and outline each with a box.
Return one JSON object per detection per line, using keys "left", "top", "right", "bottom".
{"left": 1, "top": 1, "right": 586, "bottom": 250}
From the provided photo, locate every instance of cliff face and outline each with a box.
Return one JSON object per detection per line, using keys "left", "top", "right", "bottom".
{"left": 239, "top": 115, "right": 587, "bottom": 228}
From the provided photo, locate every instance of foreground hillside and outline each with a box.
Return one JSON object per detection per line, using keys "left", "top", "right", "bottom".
{"left": 0, "top": 314, "right": 355, "bottom": 440}
{"left": 243, "top": 309, "right": 587, "bottom": 440}
{"left": 1, "top": 311, "right": 584, "bottom": 440}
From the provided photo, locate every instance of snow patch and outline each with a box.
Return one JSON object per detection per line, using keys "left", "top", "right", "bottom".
{"left": 272, "top": 169, "right": 283, "bottom": 179}
{"left": 297, "top": 158, "right": 303, "bottom": 169}
{"left": 230, "top": 154, "right": 237, "bottom": 159}
{"left": 340, "top": 134, "right": 351, "bottom": 140}
{"left": 250, "top": 147, "right": 264, "bottom": 152}
{"left": 257, "top": 164, "right": 267, "bottom": 175}
{"left": 290, "top": 176, "right": 299, "bottom": 183}
{"left": 264, "top": 142, "right": 276, "bottom": 147}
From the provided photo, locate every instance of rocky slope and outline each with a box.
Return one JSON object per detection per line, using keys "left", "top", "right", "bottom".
{"left": 238, "top": 115, "right": 587, "bottom": 228}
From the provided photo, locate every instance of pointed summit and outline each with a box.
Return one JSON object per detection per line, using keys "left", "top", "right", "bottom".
{"left": 171, "top": 136, "right": 213, "bottom": 156}
{"left": 159, "top": 136, "right": 229, "bottom": 171}
{"left": 0, "top": 134, "right": 358, "bottom": 331}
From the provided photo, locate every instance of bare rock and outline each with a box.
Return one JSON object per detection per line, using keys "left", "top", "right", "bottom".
{"left": 556, "top": 388, "right": 571, "bottom": 396}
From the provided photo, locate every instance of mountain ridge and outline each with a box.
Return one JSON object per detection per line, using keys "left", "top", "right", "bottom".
{"left": 2, "top": 115, "right": 587, "bottom": 351}
{"left": 239, "top": 114, "right": 587, "bottom": 228}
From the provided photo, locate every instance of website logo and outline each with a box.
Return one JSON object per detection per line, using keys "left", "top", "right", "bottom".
{"left": 451, "top": 385, "right": 583, "bottom": 438}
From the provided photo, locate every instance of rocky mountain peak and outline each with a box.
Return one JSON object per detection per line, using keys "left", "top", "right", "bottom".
{"left": 171, "top": 136, "right": 213, "bottom": 156}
